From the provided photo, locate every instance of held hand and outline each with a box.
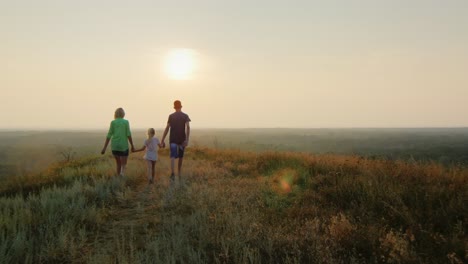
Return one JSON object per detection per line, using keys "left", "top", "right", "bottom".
{"left": 182, "top": 140, "right": 188, "bottom": 147}
{"left": 131, "top": 146, "right": 135, "bottom": 152}
{"left": 160, "top": 142, "right": 165, "bottom": 148}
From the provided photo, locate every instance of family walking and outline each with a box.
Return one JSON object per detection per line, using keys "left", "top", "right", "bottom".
{"left": 100, "top": 100, "right": 191, "bottom": 184}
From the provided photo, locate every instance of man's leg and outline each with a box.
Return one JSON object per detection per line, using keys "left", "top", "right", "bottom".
{"left": 178, "top": 158, "right": 183, "bottom": 177}
{"left": 169, "top": 143, "right": 178, "bottom": 179}
{"left": 177, "top": 145, "right": 185, "bottom": 184}
{"left": 170, "top": 158, "right": 175, "bottom": 176}
{"left": 169, "top": 157, "right": 176, "bottom": 185}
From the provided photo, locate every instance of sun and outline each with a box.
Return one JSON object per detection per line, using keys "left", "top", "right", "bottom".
{"left": 164, "top": 48, "right": 197, "bottom": 80}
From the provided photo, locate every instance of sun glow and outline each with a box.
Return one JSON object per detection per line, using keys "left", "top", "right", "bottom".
{"left": 164, "top": 48, "right": 197, "bottom": 80}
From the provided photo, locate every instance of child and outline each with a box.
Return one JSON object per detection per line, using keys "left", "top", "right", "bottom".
{"left": 133, "top": 128, "right": 162, "bottom": 184}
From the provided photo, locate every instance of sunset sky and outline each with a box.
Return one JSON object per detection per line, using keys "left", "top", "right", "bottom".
{"left": 1, "top": 0, "right": 467, "bottom": 129}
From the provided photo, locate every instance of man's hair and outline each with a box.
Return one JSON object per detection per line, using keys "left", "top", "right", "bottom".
{"left": 174, "top": 100, "right": 182, "bottom": 109}
{"left": 114, "top": 108, "right": 125, "bottom": 119}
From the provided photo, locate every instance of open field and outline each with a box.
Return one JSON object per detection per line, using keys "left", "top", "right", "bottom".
{"left": 191, "top": 128, "right": 468, "bottom": 164}
{"left": 0, "top": 132, "right": 466, "bottom": 263}
{"left": 3, "top": 0, "right": 468, "bottom": 262}
{"left": 1, "top": 128, "right": 468, "bottom": 179}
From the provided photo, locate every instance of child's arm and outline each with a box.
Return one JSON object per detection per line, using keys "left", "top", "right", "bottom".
{"left": 132, "top": 146, "right": 146, "bottom": 152}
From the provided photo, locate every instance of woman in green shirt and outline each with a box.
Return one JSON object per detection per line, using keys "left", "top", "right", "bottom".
{"left": 101, "top": 108, "right": 135, "bottom": 176}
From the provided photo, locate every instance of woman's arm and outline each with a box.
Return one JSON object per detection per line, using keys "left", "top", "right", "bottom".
{"left": 128, "top": 136, "right": 135, "bottom": 152}
{"left": 126, "top": 121, "right": 135, "bottom": 152}
{"left": 102, "top": 122, "right": 113, "bottom": 154}
{"left": 132, "top": 145, "right": 145, "bottom": 152}
{"left": 101, "top": 137, "right": 110, "bottom": 154}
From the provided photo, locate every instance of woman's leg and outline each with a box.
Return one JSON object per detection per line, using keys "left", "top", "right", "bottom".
{"left": 113, "top": 155, "right": 121, "bottom": 176}
{"left": 120, "top": 156, "right": 128, "bottom": 176}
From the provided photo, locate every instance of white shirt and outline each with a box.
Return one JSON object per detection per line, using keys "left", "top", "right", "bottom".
{"left": 143, "top": 137, "right": 159, "bottom": 161}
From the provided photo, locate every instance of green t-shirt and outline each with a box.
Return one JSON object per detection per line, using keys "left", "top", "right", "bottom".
{"left": 106, "top": 118, "right": 131, "bottom": 151}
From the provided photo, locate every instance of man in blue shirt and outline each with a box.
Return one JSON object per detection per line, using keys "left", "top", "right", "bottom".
{"left": 161, "top": 100, "right": 191, "bottom": 182}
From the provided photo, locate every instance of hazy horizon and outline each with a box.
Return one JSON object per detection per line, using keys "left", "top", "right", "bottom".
{"left": 2, "top": 126, "right": 468, "bottom": 132}
{"left": 2, "top": 0, "right": 468, "bottom": 130}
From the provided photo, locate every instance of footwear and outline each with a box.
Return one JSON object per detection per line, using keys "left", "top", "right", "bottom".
{"left": 170, "top": 173, "right": 175, "bottom": 183}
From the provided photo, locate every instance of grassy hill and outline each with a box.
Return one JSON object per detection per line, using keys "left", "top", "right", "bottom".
{"left": 0, "top": 147, "right": 466, "bottom": 263}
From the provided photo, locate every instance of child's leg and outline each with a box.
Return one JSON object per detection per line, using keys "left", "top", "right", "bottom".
{"left": 146, "top": 160, "right": 152, "bottom": 182}
{"left": 151, "top": 161, "right": 156, "bottom": 181}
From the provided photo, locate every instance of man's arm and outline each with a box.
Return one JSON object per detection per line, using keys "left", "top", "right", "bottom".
{"left": 183, "top": 122, "right": 190, "bottom": 147}
{"left": 161, "top": 123, "right": 170, "bottom": 148}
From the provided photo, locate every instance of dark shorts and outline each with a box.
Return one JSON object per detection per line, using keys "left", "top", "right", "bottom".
{"left": 112, "top": 149, "right": 129, "bottom": 157}
{"left": 170, "top": 143, "right": 185, "bottom": 158}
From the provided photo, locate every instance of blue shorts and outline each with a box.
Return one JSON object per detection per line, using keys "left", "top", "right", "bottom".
{"left": 112, "top": 149, "right": 129, "bottom": 157}
{"left": 170, "top": 143, "right": 185, "bottom": 158}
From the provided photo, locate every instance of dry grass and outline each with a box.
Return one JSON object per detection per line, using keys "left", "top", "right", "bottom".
{"left": 0, "top": 146, "right": 466, "bottom": 263}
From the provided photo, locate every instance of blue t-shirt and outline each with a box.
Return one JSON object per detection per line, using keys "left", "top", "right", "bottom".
{"left": 167, "top": 111, "right": 191, "bottom": 144}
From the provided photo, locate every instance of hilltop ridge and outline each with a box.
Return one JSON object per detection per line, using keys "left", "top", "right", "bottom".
{"left": 0, "top": 147, "right": 466, "bottom": 263}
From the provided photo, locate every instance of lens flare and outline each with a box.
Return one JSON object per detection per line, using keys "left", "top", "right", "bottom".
{"left": 272, "top": 168, "right": 298, "bottom": 194}
{"left": 280, "top": 177, "right": 293, "bottom": 193}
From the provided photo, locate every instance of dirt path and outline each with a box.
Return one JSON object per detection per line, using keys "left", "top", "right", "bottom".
{"left": 89, "top": 157, "right": 191, "bottom": 259}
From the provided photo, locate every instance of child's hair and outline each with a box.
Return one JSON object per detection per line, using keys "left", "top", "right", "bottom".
{"left": 114, "top": 108, "right": 125, "bottom": 119}
{"left": 147, "top": 128, "right": 155, "bottom": 139}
